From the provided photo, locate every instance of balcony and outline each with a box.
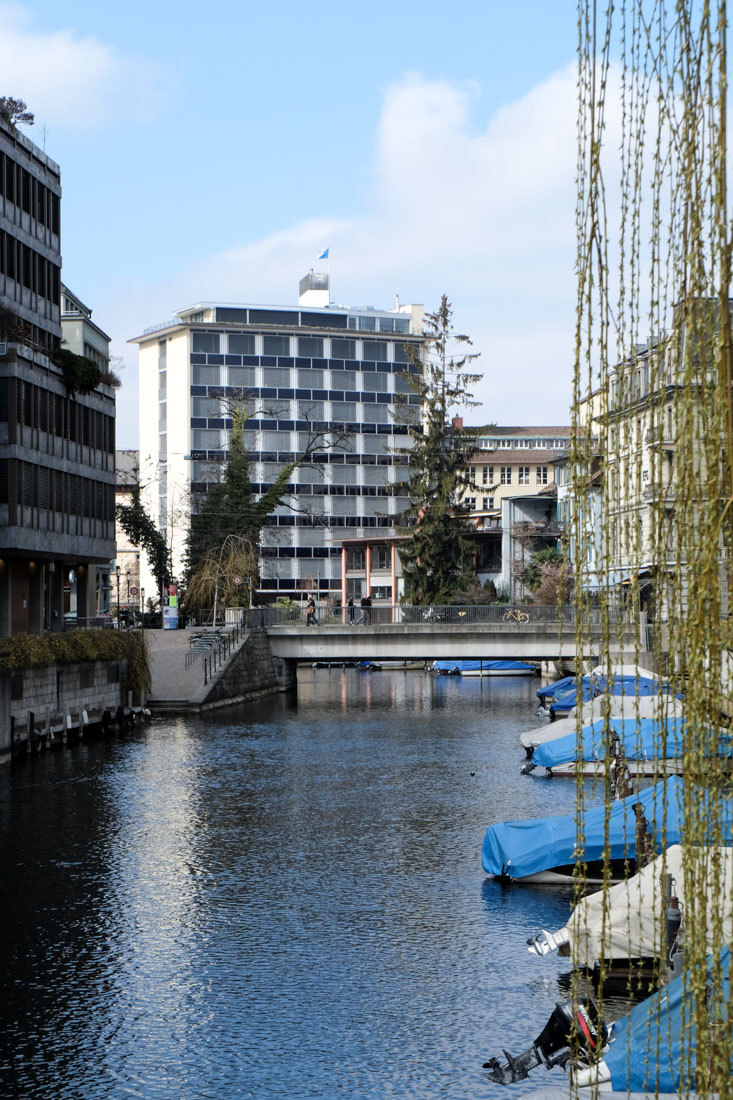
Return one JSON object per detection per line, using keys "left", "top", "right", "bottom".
{"left": 645, "top": 424, "right": 675, "bottom": 449}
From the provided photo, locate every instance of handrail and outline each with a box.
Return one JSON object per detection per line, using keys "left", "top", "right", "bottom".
{"left": 184, "top": 604, "right": 628, "bottom": 629}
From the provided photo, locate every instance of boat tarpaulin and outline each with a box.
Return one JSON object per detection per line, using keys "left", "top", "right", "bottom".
{"left": 550, "top": 674, "right": 664, "bottom": 715}
{"left": 481, "top": 777, "right": 685, "bottom": 880}
{"left": 432, "top": 659, "right": 535, "bottom": 674}
{"left": 562, "top": 845, "right": 733, "bottom": 967}
{"left": 603, "top": 944, "right": 732, "bottom": 1091}
{"left": 531, "top": 716, "right": 690, "bottom": 769}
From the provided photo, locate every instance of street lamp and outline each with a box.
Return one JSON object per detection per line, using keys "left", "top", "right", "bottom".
{"left": 140, "top": 588, "right": 145, "bottom": 630}
{"left": 115, "top": 565, "right": 121, "bottom": 629}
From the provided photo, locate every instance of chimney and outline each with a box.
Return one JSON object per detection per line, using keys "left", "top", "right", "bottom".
{"left": 452, "top": 416, "right": 464, "bottom": 429}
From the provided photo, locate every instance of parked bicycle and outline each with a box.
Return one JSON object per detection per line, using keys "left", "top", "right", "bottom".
{"left": 503, "top": 607, "right": 530, "bottom": 624}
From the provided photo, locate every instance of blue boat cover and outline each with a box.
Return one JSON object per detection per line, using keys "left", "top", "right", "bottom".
{"left": 433, "top": 659, "right": 535, "bottom": 674}
{"left": 536, "top": 674, "right": 577, "bottom": 701}
{"left": 482, "top": 776, "right": 691, "bottom": 879}
{"left": 531, "top": 716, "right": 696, "bottom": 769}
{"left": 550, "top": 675, "right": 663, "bottom": 715}
{"left": 604, "top": 944, "right": 732, "bottom": 1091}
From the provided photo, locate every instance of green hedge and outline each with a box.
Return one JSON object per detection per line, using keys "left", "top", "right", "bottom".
{"left": 0, "top": 631, "right": 151, "bottom": 697}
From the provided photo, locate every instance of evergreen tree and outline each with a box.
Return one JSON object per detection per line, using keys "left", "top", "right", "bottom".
{"left": 394, "top": 296, "right": 483, "bottom": 604}
{"left": 116, "top": 486, "right": 172, "bottom": 607}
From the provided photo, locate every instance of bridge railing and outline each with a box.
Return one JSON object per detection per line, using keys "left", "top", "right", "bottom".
{"left": 252, "top": 604, "right": 625, "bottom": 627}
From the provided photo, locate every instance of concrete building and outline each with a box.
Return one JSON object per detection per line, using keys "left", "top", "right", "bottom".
{"left": 115, "top": 449, "right": 142, "bottom": 619}
{"left": 0, "top": 114, "right": 115, "bottom": 633}
{"left": 131, "top": 274, "right": 423, "bottom": 602}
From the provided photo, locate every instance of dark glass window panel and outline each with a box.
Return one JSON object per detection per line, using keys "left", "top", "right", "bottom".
{"left": 300, "top": 311, "right": 347, "bottom": 329}
{"left": 394, "top": 342, "right": 420, "bottom": 363}
{"left": 192, "top": 331, "right": 220, "bottom": 353}
{"left": 363, "top": 340, "right": 387, "bottom": 361}
{"left": 331, "top": 339, "right": 355, "bottom": 359}
{"left": 190, "top": 353, "right": 206, "bottom": 364}
{"left": 298, "top": 336, "right": 323, "bottom": 357}
{"left": 263, "top": 335, "right": 290, "bottom": 356}
{"left": 312, "top": 358, "right": 328, "bottom": 369}
{"left": 295, "top": 389, "right": 312, "bottom": 399}
{"left": 312, "top": 389, "right": 328, "bottom": 400}
{"left": 225, "top": 355, "right": 242, "bottom": 365}
{"left": 360, "top": 392, "right": 376, "bottom": 403}
{"left": 228, "top": 334, "right": 255, "bottom": 354}
{"left": 328, "top": 359, "right": 344, "bottom": 370}
{"left": 329, "top": 391, "right": 344, "bottom": 402}
{"left": 249, "top": 309, "right": 298, "bottom": 326}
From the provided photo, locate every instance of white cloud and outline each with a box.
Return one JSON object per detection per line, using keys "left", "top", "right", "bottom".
{"left": 0, "top": 4, "right": 167, "bottom": 129}
{"left": 107, "top": 66, "right": 582, "bottom": 443}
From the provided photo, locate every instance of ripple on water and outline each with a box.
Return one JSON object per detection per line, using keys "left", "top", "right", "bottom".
{"left": 0, "top": 672, "right": 595, "bottom": 1099}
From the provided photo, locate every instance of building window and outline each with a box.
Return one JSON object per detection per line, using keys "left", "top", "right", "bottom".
{"left": 263, "top": 335, "right": 290, "bottom": 357}
{"left": 536, "top": 466, "right": 548, "bottom": 484}
{"left": 518, "top": 466, "right": 529, "bottom": 485}
{"left": 466, "top": 496, "right": 476, "bottom": 508}
{"left": 500, "top": 467, "right": 511, "bottom": 484}
{"left": 229, "top": 333, "right": 255, "bottom": 355}
{"left": 372, "top": 545, "right": 390, "bottom": 571}
{"left": 298, "top": 336, "right": 323, "bottom": 357}
{"left": 331, "top": 338, "right": 356, "bottom": 360}
{"left": 347, "top": 548, "right": 365, "bottom": 571}
{"left": 192, "top": 331, "right": 220, "bottom": 353}
{"left": 482, "top": 466, "right": 489, "bottom": 484}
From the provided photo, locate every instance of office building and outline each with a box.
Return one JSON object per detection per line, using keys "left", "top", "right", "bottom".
{"left": 132, "top": 274, "right": 423, "bottom": 601}
{"left": 0, "top": 114, "right": 116, "bottom": 633}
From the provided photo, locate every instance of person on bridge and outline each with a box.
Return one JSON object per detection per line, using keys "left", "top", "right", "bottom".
{"left": 359, "top": 593, "right": 372, "bottom": 625}
{"left": 306, "top": 596, "right": 317, "bottom": 626}
{"left": 347, "top": 597, "right": 355, "bottom": 624}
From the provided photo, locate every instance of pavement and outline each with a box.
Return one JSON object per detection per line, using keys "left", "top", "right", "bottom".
{"left": 144, "top": 628, "right": 214, "bottom": 704}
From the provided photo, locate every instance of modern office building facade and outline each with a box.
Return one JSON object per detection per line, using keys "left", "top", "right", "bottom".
{"left": 0, "top": 115, "right": 116, "bottom": 633}
{"left": 132, "top": 274, "right": 423, "bottom": 601}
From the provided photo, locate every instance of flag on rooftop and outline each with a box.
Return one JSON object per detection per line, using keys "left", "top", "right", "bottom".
{"left": 317, "top": 247, "right": 329, "bottom": 260}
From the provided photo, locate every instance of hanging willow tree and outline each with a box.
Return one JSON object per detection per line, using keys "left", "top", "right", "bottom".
{"left": 571, "top": 0, "right": 733, "bottom": 1092}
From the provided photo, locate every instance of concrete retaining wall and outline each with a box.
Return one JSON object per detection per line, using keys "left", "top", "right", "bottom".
{"left": 0, "top": 660, "right": 125, "bottom": 764}
{"left": 197, "top": 630, "right": 295, "bottom": 711}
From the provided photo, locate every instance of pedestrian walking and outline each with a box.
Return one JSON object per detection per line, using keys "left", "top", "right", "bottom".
{"left": 347, "top": 597, "right": 354, "bottom": 624}
{"left": 306, "top": 596, "right": 317, "bottom": 626}
{"left": 359, "top": 593, "right": 372, "bottom": 625}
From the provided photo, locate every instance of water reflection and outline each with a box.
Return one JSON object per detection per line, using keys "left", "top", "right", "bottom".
{"left": 0, "top": 671, "right": 596, "bottom": 1099}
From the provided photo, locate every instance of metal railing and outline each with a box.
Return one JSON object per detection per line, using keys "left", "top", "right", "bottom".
{"left": 227, "top": 604, "right": 626, "bottom": 628}
{"left": 184, "top": 623, "right": 244, "bottom": 680}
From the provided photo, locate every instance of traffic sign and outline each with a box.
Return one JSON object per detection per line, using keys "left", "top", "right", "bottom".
{"left": 130, "top": 586, "right": 139, "bottom": 595}
{"left": 233, "top": 576, "right": 242, "bottom": 585}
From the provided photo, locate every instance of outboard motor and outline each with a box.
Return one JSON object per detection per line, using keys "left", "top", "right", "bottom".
{"left": 483, "top": 997, "right": 608, "bottom": 1085}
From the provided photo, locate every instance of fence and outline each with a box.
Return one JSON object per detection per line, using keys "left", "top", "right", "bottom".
{"left": 184, "top": 623, "right": 244, "bottom": 682}
{"left": 186, "top": 604, "right": 626, "bottom": 629}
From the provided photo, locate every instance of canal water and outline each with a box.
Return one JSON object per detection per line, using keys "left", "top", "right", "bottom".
{"left": 0, "top": 669, "right": 598, "bottom": 1099}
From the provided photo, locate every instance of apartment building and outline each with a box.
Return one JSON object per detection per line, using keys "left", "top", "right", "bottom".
{"left": 132, "top": 274, "right": 423, "bottom": 601}
{"left": 0, "top": 114, "right": 115, "bottom": 633}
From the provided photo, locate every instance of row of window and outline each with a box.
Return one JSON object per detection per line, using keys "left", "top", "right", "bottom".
{"left": 0, "top": 378, "right": 115, "bottom": 453}
{"left": 191, "top": 366, "right": 407, "bottom": 389}
{"left": 190, "top": 332, "right": 416, "bottom": 359}
{"left": 0, "top": 152, "right": 60, "bottom": 233}
{"left": 478, "top": 438, "right": 568, "bottom": 450}
{"left": 190, "top": 355, "right": 416, "bottom": 376}
{"left": 0, "top": 458, "right": 114, "bottom": 519}
{"left": 474, "top": 465, "right": 550, "bottom": 485}
{"left": 190, "top": 331, "right": 419, "bottom": 363}
{"left": 260, "top": 578, "right": 339, "bottom": 592}
{"left": 346, "top": 548, "right": 392, "bottom": 571}
{"left": 190, "top": 392, "right": 403, "bottom": 415}
{"left": 0, "top": 229, "right": 61, "bottom": 303}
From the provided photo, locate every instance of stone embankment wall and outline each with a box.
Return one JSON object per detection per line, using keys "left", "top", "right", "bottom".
{"left": 0, "top": 660, "right": 126, "bottom": 764}
{"left": 201, "top": 630, "right": 294, "bottom": 710}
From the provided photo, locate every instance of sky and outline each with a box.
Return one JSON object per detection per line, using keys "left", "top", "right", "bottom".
{"left": 0, "top": 0, "right": 581, "bottom": 446}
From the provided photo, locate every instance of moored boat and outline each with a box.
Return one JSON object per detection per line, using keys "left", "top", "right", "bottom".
{"left": 432, "top": 659, "right": 537, "bottom": 677}
{"left": 481, "top": 776, "right": 690, "bottom": 885}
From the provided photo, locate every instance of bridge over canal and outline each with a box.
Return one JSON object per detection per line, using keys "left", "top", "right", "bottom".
{"left": 262, "top": 605, "right": 644, "bottom": 665}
